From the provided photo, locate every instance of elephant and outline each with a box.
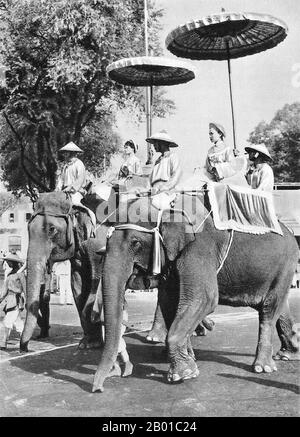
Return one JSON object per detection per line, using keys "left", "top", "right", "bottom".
{"left": 92, "top": 192, "right": 300, "bottom": 392}
{"left": 20, "top": 191, "right": 108, "bottom": 352}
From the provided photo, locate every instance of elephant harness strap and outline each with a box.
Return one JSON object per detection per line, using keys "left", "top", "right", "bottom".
{"left": 106, "top": 209, "right": 165, "bottom": 275}
{"left": 217, "top": 230, "right": 234, "bottom": 274}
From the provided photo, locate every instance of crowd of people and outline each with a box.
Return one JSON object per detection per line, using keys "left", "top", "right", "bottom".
{"left": 55, "top": 121, "right": 274, "bottom": 210}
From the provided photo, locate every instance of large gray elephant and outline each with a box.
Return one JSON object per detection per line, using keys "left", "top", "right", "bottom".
{"left": 20, "top": 191, "right": 108, "bottom": 352}
{"left": 92, "top": 193, "right": 300, "bottom": 392}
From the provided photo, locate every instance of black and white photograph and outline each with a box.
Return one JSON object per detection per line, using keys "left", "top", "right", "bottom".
{"left": 0, "top": 0, "right": 299, "bottom": 420}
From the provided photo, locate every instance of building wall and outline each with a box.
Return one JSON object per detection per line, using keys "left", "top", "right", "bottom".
{"left": 0, "top": 199, "right": 33, "bottom": 259}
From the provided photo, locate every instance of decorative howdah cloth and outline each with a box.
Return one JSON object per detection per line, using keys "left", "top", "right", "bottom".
{"left": 207, "top": 182, "right": 283, "bottom": 235}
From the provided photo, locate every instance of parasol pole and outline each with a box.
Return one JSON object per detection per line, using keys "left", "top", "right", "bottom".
{"left": 226, "top": 39, "right": 237, "bottom": 152}
{"left": 144, "top": 0, "right": 153, "bottom": 164}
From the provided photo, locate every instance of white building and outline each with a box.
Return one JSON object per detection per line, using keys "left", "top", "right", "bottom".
{"left": 0, "top": 196, "right": 33, "bottom": 259}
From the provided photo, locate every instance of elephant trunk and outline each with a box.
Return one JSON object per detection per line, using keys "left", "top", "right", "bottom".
{"left": 20, "top": 250, "right": 48, "bottom": 352}
{"left": 92, "top": 255, "right": 132, "bottom": 393}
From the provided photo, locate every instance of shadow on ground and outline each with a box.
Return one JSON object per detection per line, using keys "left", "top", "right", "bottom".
{"left": 7, "top": 330, "right": 298, "bottom": 395}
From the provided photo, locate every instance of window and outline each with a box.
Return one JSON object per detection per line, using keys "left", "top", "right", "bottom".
{"left": 9, "top": 213, "right": 14, "bottom": 223}
{"left": 8, "top": 235, "right": 21, "bottom": 253}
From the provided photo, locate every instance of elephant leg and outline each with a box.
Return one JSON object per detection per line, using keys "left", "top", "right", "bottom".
{"left": 36, "top": 285, "right": 50, "bottom": 339}
{"left": 166, "top": 254, "right": 218, "bottom": 382}
{"left": 254, "top": 272, "right": 297, "bottom": 373}
{"left": 146, "top": 299, "right": 167, "bottom": 344}
{"left": 147, "top": 271, "right": 180, "bottom": 344}
{"left": 253, "top": 316, "right": 277, "bottom": 373}
{"left": 71, "top": 256, "right": 102, "bottom": 348}
{"left": 167, "top": 295, "right": 217, "bottom": 382}
{"left": 274, "top": 298, "right": 300, "bottom": 361}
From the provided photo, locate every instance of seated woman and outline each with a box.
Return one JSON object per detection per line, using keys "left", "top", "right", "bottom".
{"left": 118, "top": 140, "right": 143, "bottom": 180}
{"left": 244, "top": 144, "right": 274, "bottom": 192}
{"left": 146, "top": 130, "right": 182, "bottom": 194}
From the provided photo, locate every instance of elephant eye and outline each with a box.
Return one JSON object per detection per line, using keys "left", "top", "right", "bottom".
{"left": 48, "top": 225, "right": 57, "bottom": 237}
{"left": 131, "top": 238, "right": 141, "bottom": 250}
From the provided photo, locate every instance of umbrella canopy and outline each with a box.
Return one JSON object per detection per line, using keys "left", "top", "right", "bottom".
{"left": 166, "top": 12, "right": 288, "bottom": 60}
{"left": 107, "top": 56, "right": 196, "bottom": 163}
{"left": 165, "top": 11, "right": 288, "bottom": 150}
{"left": 106, "top": 56, "right": 196, "bottom": 86}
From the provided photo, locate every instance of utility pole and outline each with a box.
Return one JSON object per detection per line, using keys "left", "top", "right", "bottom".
{"left": 144, "top": 0, "right": 153, "bottom": 165}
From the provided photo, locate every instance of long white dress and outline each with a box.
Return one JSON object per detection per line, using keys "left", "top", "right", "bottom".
{"left": 246, "top": 163, "right": 274, "bottom": 192}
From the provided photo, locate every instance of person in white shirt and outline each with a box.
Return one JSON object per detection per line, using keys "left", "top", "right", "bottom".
{"left": 54, "top": 260, "right": 73, "bottom": 305}
{"left": 245, "top": 144, "right": 274, "bottom": 192}
{"left": 56, "top": 141, "right": 96, "bottom": 229}
{"left": 205, "top": 122, "right": 234, "bottom": 181}
{"left": 146, "top": 131, "right": 182, "bottom": 194}
{"left": 56, "top": 142, "right": 87, "bottom": 203}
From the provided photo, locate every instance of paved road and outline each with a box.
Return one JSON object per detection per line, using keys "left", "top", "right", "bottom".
{"left": 0, "top": 289, "right": 299, "bottom": 417}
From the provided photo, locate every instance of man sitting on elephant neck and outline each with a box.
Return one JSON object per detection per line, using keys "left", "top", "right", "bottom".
{"left": 245, "top": 144, "right": 274, "bottom": 192}
{"left": 56, "top": 142, "right": 96, "bottom": 230}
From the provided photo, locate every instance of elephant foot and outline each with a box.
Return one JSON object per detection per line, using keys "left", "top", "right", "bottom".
{"left": 109, "top": 362, "right": 122, "bottom": 377}
{"left": 34, "top": 330, "right": 49, "bottom": 340}
{"left": 202, "top": 317, "right": 215, "bottom": 331}
{"left": 121, "top": 360, "right": 133, "bottom": 377}
{"left": 193, "top": 323, "right": 207, "bottom": 337}
{"left": 167, "top": 358, "right": 199, "bottom": 383}
{"left": 192, "top": 318, "right": 215, "bottom": 337}
{"left": 78, "top": 336, "right": 103, "bottom": 350}
{"left": 273, "top": 348, "right": 300, "bottom": 361}
{"left": 253, "top": 356, "right": 277, "bottom": 373}
{"left": 19, "top": 341, "right": 29, "bottom": 353}
{"left": 146, "top": 324, "right": 167, "bottom": 344}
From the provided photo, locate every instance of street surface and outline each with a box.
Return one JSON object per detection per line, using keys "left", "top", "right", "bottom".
{"left": 0, "top": 288, "right": 299, "bottom": 417}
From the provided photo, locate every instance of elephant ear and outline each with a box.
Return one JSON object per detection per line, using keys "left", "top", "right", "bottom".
{"left": 161, "top": 220, "right": 195, "bottom": 261}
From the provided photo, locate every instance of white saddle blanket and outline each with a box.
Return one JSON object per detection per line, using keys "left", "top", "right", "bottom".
{"left": 207, "top": 182, "right": 283, "bottom": 235}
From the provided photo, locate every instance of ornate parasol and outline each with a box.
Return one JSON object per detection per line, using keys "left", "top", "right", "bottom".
{"left": 166, "top": 11, "right": 288, "bottom": 150}
{"left": 107, "top": 56, "right": 196, "bottom": 163}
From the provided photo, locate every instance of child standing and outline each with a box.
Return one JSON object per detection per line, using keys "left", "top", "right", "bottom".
{"left": 0, "top": 254, "right": 26, "bottom": 350}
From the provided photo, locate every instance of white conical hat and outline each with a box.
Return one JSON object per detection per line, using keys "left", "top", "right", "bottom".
{"left": 245, "top": 143, "right": 272, "bottom": 161}
{"left": 59, "top": 142, "right": 83, "bottom": 153}
{"left": 146, "top": 130, "right": 178, "bottom": 147}
{"left": 1, "top": 253, "right": 23, "bottom": 264}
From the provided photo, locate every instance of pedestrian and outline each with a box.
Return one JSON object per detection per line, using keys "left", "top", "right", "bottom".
{"left": 55, "top": 260, "right": 73, "bottom": 305}
{"left": 0, "top": 254, "right": 26, "bottom": 350}
{"left": 244, "top": 144, "right": 274, "bottom": 192}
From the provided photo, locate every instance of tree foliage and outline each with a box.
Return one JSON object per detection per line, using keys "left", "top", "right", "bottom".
{"left": 248, "top": 102, "right": 300, "bottom": 182}
{"left": 0, "top": 191, "right": 18, "bottom": 215}
{"left": 0, "top": 0, "right": 174, "bottom": 195}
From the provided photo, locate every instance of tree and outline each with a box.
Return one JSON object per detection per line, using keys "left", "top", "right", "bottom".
{"left": 248, "top": 102, "right": 300, "bottom": 182}
{"left": 0, "top": 191, "right": 18, "bottom": 215}
{"left": 0, "top": 0, "right": 174, "bottom": 195}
